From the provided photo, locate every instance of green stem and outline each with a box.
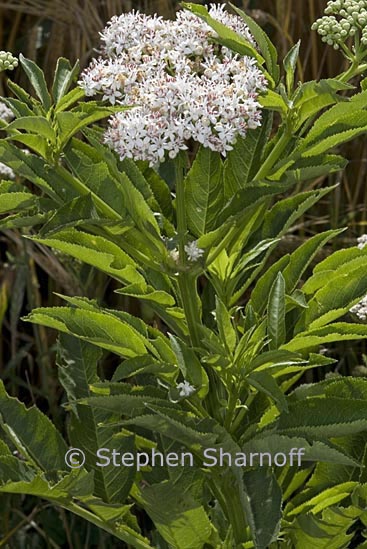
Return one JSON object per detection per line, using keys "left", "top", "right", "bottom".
{"left": 231, "top": 392, "right": 256, "bottom": 436}
{"left": 212, "top": 474, "right": 248, "bottom": 544}
{"left": 177, "top": 274, "right": 201, "bottom": 347}
{"left": 340, "top": 42, "right": 355, "bottom": 61}
{"left": 338, "top": 59, "right": 360, "bottom": 83}
{"left": 58, "top": 500, "right": 152, "bottom": 548}
{"left": 253, "top": 129, "right": 291, "bottom": 181}
{"left": 175, "top": 154, "right": 202, "bottom": 347}
{"left": 341, "top": 62, "right": 367, "bottom": 82}
{"left": 224, "top": 381, "right": 238, "bottom": 431}
{"left": 337, "top": 47, "right": 367, "bottom": 82}
{"left": 184, "top": 396, "right": 210, "bottom": 418}
{"left": 175, "top": 152, "right": 188, "bottom": 266}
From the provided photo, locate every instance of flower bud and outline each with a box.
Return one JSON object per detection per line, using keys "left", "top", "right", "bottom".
{"left": 0, "top": 51, "right": 17, "bottom": 71}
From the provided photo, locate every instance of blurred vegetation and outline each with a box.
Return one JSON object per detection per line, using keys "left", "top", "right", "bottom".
{"left": 1, "top": 0, "right": 367, "bottom": 546}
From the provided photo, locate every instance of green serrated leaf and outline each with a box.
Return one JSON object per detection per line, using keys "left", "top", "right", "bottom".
{"left": 169, "top": 335, "right": 209, "bottom": 398}
{"left": 230, "top": 3, "right": 279, "bottom": 82}
{"left": 242, "top": 434, "right": 359, "bottom": 467}
{"left": 5, "top": 116, "right": 56, "bottom": 142}
{"left": 223, "top": 112, "right": 273, "bottom": 195}
{"left": 24, "top": 306, "right": 148, "bottom": 358}
{"left": 283, "top": 40, "right": 300, "bottom": 95}
{"left": 52, "top": 58, "right": 80, "bottom": 104}
{"left": 0, "top": 192, "right": 36, "bottom": 214}
{"left": 182, "top": 3, "right": 266, "bottom": 66}
{"left": 271, "top": 397, "right": 367, "bottom": 438}
{"left": 19, "top": 54, "right": 52, "bottom": 110}
{"left": 39, "top": 194, "right": 100, "bottom": 236}
{"left": 0, "top": 380, "right": 68, "bottom": 471}
{"left": 283, "top": 229, "right": 344, "bottom": 292}
{"left": 215, "top": 297, "right": 236, "bottom": 354}
{"left": 29, "top": 229, "right": 139, "bottom": 284}
{"left": 242, "top": 469, "right": 282, "bottom": 548}
{"left": 185, "top": 146, "right": 224, "bottom": 236}
{"left": 283, "top": 323, "right": 367, "bottom": 353}
{"left": 250, "top": 255, "right": 290, "bottom": 314}
{"left": 248, "top": 370, "right": 288, "bottom": 412}
{"left": 302, "top": 263, "right": 367, "bottom": 329}
{"left": 137, "top": 480, "right": 218, "bottom": 549}
{"left": 267, "top": 272, "right": 286, "bottom": 350}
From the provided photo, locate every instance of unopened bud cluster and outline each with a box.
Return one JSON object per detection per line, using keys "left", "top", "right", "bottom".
{"left": 312, "top": 0, "right": 367, "bottom": 49}
{"left": 0, "top": 51, "right": 18, "bottom": 71}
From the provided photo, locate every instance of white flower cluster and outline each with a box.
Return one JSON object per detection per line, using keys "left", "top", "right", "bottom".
{"left": 0, "top": 162, "right": 15, "bottom": 179}
{"left": 350, "top": 234, "right": 367, "bottom": 320}
{"left": 312, "top": 0, "right": 367, "bottom": 48}
{"left": 350, "top": 295, "right": 367, "bottom": 320}
{"left": 0, "top": 100, "right": 15, "bottom": 178}
{"left": 357, "top": 234, "right": 367, "bottom": 249}
{"left": 79, "top": 5, "right": 267, "bottom": 166}
{"left": 0, "top": 100, "right": 14, "bottom": 122}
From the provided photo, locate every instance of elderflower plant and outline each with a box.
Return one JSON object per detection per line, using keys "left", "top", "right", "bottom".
{"left": 4, "top": 3, "right": 367, "bottom": 549}
{"left": 79, "top": 4, "right": 267, "bottom": 166}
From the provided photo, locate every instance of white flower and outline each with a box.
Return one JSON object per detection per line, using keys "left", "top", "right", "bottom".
{"left": 78, "top": 4, "right": 267, "bottom": 166}
{"left": 0, "top": 162, "right": 15, "bottom": 179}
{"left": 351, "top": 295, "right": 367, "bottom": 321}
{"left": 357, "top": 234, "right": 367, "bottom": 250}
{"left": 169, "top": 248, "right": 180, "bottom": 263}
{"left": 349, "top": 234, "right": 367, "bottom": 320}
{"left": 0, "top": 100, "right": 14, "bottom": 122}
{"left": 185, "top": 241, "right": 204, "bottom": 262}
{"left": 176, "top": 380, "right": 195, "bottom": 397}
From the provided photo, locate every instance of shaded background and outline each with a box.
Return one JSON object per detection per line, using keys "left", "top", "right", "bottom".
{"left": 0, "top": 1, "right": 366, "bottom": 546}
